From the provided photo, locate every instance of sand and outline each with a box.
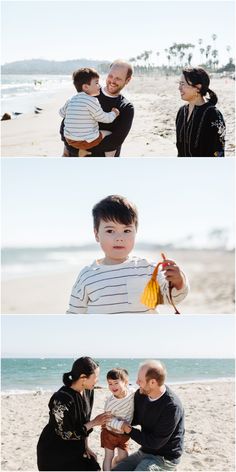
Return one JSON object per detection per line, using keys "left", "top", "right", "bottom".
{"left": 1, "top": 249, "right": 234, "bottom": 315}
{"left": 1, "top": 76, "right": 235, "bottom": 157}
{"left": 1, "top": 381, "right": 235, "bottom": 471}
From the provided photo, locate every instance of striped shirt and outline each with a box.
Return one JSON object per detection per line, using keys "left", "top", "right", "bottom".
{"left": 104, "top": 387, "right": 135, "bottom": 434}
{"left": 59, "top": 92, "right": 116, "bottom": 142}
{"left": 67, "top": 256, "right": 189, "bottom": 314}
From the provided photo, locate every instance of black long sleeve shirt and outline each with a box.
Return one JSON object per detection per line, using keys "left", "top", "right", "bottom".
{"left": 176, "top": 101, "right": 226, "bottom": 157}
{"left": 60, "top": 89, "right": 134, "bottom": 157}
{"left": 130, "top": 386, "right": 184, "bottom": 464}
{"left": 37, "top": 386, "right": 94, "bottom": 471}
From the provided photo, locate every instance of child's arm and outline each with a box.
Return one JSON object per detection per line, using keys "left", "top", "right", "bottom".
{"left": 90, "top": 102, "right": 134, "bottom": 154}
{"left": 89, "top": 98, "right": 119, "bottom": 124}
{"left": 158, "top": 260, "right": 189, "bottom": 305}
{"left": 59, "top": 99, "right": 70, "bottom": 118}
{"left": 105, "top": 392, "right": 134, "bottom": 433}
{"left": 66, "top": 271, "right": 88, "bottom": 314}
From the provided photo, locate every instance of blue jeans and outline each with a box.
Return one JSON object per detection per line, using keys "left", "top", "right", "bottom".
{"left": 112, "top": 449, "right": 178, "bottom": 471}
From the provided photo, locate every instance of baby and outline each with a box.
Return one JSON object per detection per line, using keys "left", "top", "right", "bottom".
{"left": 66, "top": 195, "right": 189, "bottom": 314}
{"left": 101, "top": 368, "right": 135, "bottom": 471}
{"left": 59, "top": 68, "right": 119, "bottom": 157}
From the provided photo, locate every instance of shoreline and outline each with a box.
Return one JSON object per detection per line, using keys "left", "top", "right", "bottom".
{"left": 1, "top": 377, "right": 235, "bottom": 396}
{"left": 1, "top": 380, "right": 235, "bottom": 471}
{"left": 2, "top": 75, "right": 234, "bottom": 157}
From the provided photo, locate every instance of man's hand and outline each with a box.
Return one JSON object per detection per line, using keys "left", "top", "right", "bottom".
{"left": 162, "top": 260, "right": 184, "bottom": 290}
{"left": 121, "top": 421, "right": 132, "bottom": 434}
{"left": 112, "top": 107, "right": 120, "bottom": 117}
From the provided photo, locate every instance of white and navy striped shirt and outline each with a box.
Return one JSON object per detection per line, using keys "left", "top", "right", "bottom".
{"left": 104, "top": 387, "right": 135, "bottom": 434}
{"left": 59, "top": 92, "right": 116, "bottom": 142}
{"left": 67, "top": 256, "right": 189, "bottom": 314}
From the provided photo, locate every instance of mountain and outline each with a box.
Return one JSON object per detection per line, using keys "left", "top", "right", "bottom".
{"left": 1, "top": 58, "right": 110, "bottom": 74}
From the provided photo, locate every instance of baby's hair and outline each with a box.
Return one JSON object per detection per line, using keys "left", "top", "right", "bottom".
{"left": 182, "top": 67, "right": 217, "bottom": 105}
{"left": 63, "top": 356, "right": 99, "bottom": 387}
{"left": 107, "top": 368, "right": 129, "bottom": 383}
{"left": 73, "top": 67, "right": 99, "bottom": 92}
{"left": 92, "top": 195, "right": 138, "bottom": 232}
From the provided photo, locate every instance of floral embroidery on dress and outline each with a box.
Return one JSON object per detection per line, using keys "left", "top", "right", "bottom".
{"left": 53, "top": 400, "right": 81, "bottom": 440}
{"left": 211, "top": 118, "right": 226, "bottom": 146}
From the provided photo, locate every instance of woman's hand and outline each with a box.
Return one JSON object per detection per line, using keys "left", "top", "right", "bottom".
{"left": 92, "top": 411, "right": 112, "bottom": 427}
{"left": 85, "top": 446, "right": 97, "bottom": 461}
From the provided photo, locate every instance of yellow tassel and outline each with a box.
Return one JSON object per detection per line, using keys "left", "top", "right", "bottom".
{"left": 140, "top": 278, "right": 161, "bottom": 309}
{"left": 140, "top": 253, "right": 167, "bottom": 309}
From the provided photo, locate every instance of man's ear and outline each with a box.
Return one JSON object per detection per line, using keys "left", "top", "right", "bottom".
{"left": 94, "top": 228, "right": 99, "bottom": 242}
{"left": 196, "top": 83, "right": 202, "bottom": 93}
{"left": 125, "top": 76, "right": 131, "bottom": 86}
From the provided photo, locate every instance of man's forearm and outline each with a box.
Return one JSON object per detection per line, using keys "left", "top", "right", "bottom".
{"left": 91, "top": 107, "right": 134, "bottom": 154}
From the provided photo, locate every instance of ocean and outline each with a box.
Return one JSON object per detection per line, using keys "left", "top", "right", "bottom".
{"left": 1, "top": 246, "right": 99, "bottom": 280}
{"left": 1, "top": 358, "right": 234, "bottom": 395}
{"left": 1, "top": 246, "right": 164, "bottom": 280}
{"left": 1, "top": 74, "right": 71, "bottom": 115}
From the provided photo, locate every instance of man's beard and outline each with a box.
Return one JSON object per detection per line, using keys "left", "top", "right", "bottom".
{"left": 106, "top": 82, "right": 123, "bottom": 96}
{"left": 140, "top": 386, "right": 151, "bottom": 396}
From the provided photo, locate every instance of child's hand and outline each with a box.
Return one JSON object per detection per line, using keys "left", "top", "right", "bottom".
{"left": 112, "top": 107, "right": 120, "bottom": 117}
{"left": 162, "top": 260, "right": 184, "bottom": 290}
{"left": 121, "top": 421, "right": 132, "bottom": 434}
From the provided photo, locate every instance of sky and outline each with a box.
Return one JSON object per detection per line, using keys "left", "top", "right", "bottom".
{"left": 1, "top": 1, "right": 235, "bottom": 66}
{"left": 1, "top": 314, "right": 235, "bottom": 358}
{"left": 1, "top": 158, "right": 235, "bottom": 248}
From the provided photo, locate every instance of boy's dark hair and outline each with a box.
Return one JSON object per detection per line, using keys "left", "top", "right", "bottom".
{"left": 107, "top": 368, "right": 129, "bottom": 383}
{"left": 92, "top": 195, "right": 138, "bottom": 232}
{"left": 73, "top": 67, "right": 99, "bottom": 92}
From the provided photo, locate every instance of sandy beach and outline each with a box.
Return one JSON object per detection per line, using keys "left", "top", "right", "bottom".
{"left": 1, "top": 76, "right": 235, "bottom": 157}
{"left": 1, "top": 380, "right": 234, "bottom": 471}
{"left": 1, "top": 249, "right": 234, "bottom": 315}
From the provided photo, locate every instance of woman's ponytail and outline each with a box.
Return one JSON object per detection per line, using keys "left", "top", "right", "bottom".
{"left": 207, "top": 88, "right": 218, "bottom": 106}
{"left": 62, "top": 357, "right": 99, "bottom": 387}
{"left": 63, "top": 371, "right": 73, "bottom": 387}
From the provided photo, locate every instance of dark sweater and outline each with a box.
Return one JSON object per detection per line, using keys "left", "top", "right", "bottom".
{"left": 130, "top": 386, "right": 184, "bottom": 464}
{"left": 176, "top": 101, "right": 225, "bottom": 157}
{"left": 60, "top": 89, "right": 134, "bottom": 157}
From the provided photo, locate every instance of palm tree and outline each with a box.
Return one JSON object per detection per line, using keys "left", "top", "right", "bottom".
{"left": 205, "top": 45, "right": 211, "bottom": 62}
{"left": 200, "top": 48, "right": 205, "bottom": 64}
{"left": 211, "top": 49, "right": 218, "bottom": 70}
{"left": 226, "top": 45, "right": 231, "bottom": 63}
{"left": 187, "top": 53, "right": 193, "bottom": 67}
{"left": 164, "top": 48, "right": 171, "bottom": 68}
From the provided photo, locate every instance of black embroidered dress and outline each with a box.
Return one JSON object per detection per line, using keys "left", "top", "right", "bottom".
{"left": 37, "top": 386, "right": 99, "bottom": 471}
{"left": 176, "top": 102, "right": 226, "bottom": 157}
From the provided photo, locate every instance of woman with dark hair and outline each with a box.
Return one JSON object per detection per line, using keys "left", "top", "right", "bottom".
{"left": 37, "top": 357, "right": 110, "bottom": 471}
{"left": 176, "top": 67, "right": 226, "bottom": 157}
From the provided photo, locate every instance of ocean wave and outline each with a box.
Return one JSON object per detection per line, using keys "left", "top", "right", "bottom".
{"left": 1, "top": 377, "right": 234, "bottom": 396}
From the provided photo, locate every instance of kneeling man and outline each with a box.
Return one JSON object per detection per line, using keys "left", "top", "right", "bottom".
{"left": 112, "top": 360, "right": 184, "bottom": 471}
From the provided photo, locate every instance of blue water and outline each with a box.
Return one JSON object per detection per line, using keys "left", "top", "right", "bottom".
{"left": 1, "top": 74, "right": 71, "bottom": 115}
{"left": 1, "top": 358, "right": 234, "bottom": 394}
{"left": 1, "top": 246, "right": 98, "bottom": 280}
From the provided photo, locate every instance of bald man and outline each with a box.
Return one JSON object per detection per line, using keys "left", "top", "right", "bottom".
{"left": 60, "top": 60, "right": 134, "bottom": 157}
{"left": 112, "top": 361, "right": 184, "bottom": 471}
